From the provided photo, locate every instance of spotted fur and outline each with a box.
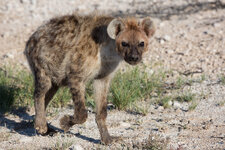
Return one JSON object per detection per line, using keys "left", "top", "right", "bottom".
{"left": 25, "top": 13, "right": 155, "bottom": 144}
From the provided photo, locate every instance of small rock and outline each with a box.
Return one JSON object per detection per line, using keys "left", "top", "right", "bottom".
{"left": 149, "top": 104, "right": 155, "bottom": 110}
{"left": 166, "top": 49, "right": 174, "bottom": 54}
{"left": 178, "top": 127, "right": 182, "bottom": 132}
{"left": 19, "top": 137, "right": 32, "bottom": 143}
{"left": 218, "top": 141, "right": 224, "bottom": 145}
{"left": 173, "top": 101, "right": 181, "bottom": 108}
{"left": 203, "top": 31, "right": 208, "bottom": 35}
{"left": 159, "top": 38, "right": 165, "bottom": 44}
{"left": 3, "top": 53, "right": 14, "bottom": 59}
{"left": 156, "top": 118, "right": 163, "bottom": 122}
{"left": 69, "top": 144, "right": 84, "bottom": 150}
{"left": 107, "top": 103, "right": 115, "bottom": 110}
{"left": 159, "top": 22, "right": 165, "bottom": 27}
{"left": 213, "top": 23, "right": 221, "bottom": 27}
{"left": 120, "top": 122, "right": 131, "bottom": 128}
{"left": 164, "top": 35, "right": 171, "bottom": 41}
{"left": 152, "top": 128, "right": 159, "bottom": 131}
{"left": 157, "top": 106, "right": 164, "bottom": 111}
{"left": 168, "top": 100, "right": 173, "bottom": 106}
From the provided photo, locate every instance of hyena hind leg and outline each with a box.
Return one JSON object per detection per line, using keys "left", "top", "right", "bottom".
{"left": 33, "top": 70, "right": 56, "bottom": 135}
{"left": 60, "top": 80, "right": 88, "bottom": 132}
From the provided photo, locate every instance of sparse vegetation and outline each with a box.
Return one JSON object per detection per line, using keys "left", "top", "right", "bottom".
{"left": 48, "top": 88, "right": 71, "bottom": 108}
{"left": 0, "top": 67, "right": 33, "bottom": 112}
{"left": 175, "top": 92, "right": 195, "bottom": 103}
{"left": 199, "top": 74, "right": 206, "bottom": 83}
{"left": 216, "top": 101, "right": 225, "bottom": 107}
{"left": 51, "top": 139, "right": 73, "bottom": 150}
{"left": 84, "top": 81, "right": 95, "bottom": 109}
{"left": 133, "top": 133, "right": 169, "bottom": 150}
{"left": 175, "top": 77, "right": 187, "bottom": 89}
{"left": 126, "top": 102, "right": 149, "bottom": 116}
{"left": 189, "top": 101, "right": 198, "bottom": 110}
{"left": 219, "top": 75, "right": 225, "bottom": 85}
{"left": 157, "top": 92, "right": 196, "bottom": 109}
{"left": 157, "top": 96, "right": 172, "bottom": 108}
{"left": 0, "top": 65, "right": 199, "bottom": 113}
{"left": 109, "top": 66, "right": 166, "bottom": 110}
{"left": 0, "top": 66, "right": 72, "bottom": 113}
{"left": 175, "top": 76, "right": 196, "bottom": 89}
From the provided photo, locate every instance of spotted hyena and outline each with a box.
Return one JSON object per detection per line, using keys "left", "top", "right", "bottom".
{"left": 24, "top": 14, "right": 155, "bottom": 144}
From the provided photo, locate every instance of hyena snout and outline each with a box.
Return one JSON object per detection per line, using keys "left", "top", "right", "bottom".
{"left": 129, "top": 53, "right": 140, "bottom": 62}
{"left": 125, "top": 50, "right": 142, "bottom": 65}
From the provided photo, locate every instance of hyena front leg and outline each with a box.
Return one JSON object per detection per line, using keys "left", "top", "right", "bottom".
{"left": 60, "top": 78, "right": 88, "bottom": 131}
{"left": 94, "top": 77, "right": 121, "bottom": 145}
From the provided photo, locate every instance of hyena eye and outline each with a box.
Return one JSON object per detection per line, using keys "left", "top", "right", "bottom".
{"left": 138, "top": 42, "right": 145, "bottom": 47}
{"left": 121, "top": 41, "right": 129, "bottom": 47}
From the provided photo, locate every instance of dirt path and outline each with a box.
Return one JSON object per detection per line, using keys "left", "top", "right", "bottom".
{"left": 0, "top": 80, "right": 224, "bottom": 149}
{"left": 0, "top": 0, "right": 225, "bottom": 149}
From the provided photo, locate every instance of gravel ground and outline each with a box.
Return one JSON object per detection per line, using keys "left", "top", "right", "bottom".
{"left": 0, "top": 0, "right": 225, "bottom": 149}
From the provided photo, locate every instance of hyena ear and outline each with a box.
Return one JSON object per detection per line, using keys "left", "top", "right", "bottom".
{"left": 107, "top": 18, "right": 124, "bottom": 39}
{"left": 141, "top": 17, "right": 155, "bottom": 38}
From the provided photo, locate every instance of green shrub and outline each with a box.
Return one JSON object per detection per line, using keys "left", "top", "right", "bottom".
{"left": 109, "top": 67, "right": 165, "bottom": 110}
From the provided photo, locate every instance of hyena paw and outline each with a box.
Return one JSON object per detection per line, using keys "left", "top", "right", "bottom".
{"left": 35, "top": 124, "right": 48, "bottom": 135}
{"left": 60, "top": 115, "right": 74, "bottom": 132}
{"left": 35, "top": 123, "right": 57, "bottom": 136}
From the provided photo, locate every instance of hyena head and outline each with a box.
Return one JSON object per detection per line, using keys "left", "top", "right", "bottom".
{"left": 107, "top": 17, "right": 155, "bottom": 65}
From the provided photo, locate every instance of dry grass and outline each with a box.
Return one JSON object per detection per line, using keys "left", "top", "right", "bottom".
{"left": 133, "top": 133, "right": 169, "bottom": 150}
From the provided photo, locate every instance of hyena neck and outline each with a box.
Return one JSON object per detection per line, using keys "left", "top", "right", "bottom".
{"left": 95, "top": 39, "right": 122, "bottom": 79}
{"left": 100, "top": 39, "right": 122, "bottom": 63}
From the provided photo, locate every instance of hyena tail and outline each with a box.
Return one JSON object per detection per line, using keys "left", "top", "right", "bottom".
{"left": 24, "top": 33, "right": 38, "bottom": 75}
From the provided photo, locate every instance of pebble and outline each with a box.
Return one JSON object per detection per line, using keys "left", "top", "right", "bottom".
{"left": 213, "top": 23, "right": 221, "bottom": 27}
{"left": 19, "top": 137, "right": 32, "bottom": 143}
{"left": 159, "top": 22, "right": 165, "bottom": 27}
{"left": 164, "top": 35, "right": 171, "bottom": 41}
{"left": 157, "top": 106, "right": 164, "bottom": 111}
{"left": 3, "top": 53, "right": 14, "bottom": 59}
{"left": 69, "top": 144, "right": 84, "bottom": 150}
{"left": 173, "top": 101, "right": 181, "bottom": 109}
{"left": 166, "top": 49, "right": 174, "bottom": 54}
{"left": 218, "top": 141, "right": 224, "bottom": 145}
{"left": 120, "top": 122, "right": 131, "bottom": 128}
{"left": 159, "top": 38, "right": 165, "bottom": 44}
{"left": 168, "top": 100, "right": 173, "bottom": 106}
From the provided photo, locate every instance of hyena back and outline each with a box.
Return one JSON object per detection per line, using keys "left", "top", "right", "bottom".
{"left": 25, "top": 14, "right": 155, "bottom": 144}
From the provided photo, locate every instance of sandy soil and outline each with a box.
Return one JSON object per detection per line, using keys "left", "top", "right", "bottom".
{"left": 0, "top": 0, "right": 225, "bottom": 149}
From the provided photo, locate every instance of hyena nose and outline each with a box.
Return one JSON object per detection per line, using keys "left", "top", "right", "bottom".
{"left": 129, "top": 55, "right": 139, "bottom": 62}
